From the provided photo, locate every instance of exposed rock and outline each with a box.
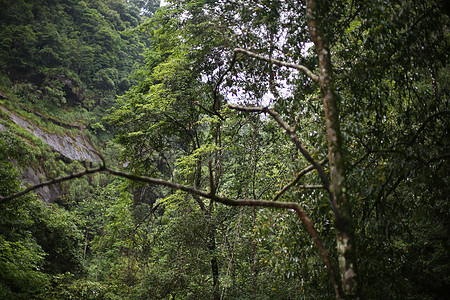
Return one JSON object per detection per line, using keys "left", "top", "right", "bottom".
{"left": 21, "top": 166, "right": 61, "bottom": 203}
{"left": 16, "top": 103, "right": 86, "bottom": 130}
{"left": 1, "top": 106, "right": 99, "bottom": 162}
{"left": 1, "top": 105, "right": 100, "bottom": 202}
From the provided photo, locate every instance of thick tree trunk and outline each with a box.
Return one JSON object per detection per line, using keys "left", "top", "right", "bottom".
{"left": 305, "top": 0, "right": 357, "bottom": 298}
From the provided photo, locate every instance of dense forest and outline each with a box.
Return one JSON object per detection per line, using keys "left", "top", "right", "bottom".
{"left": 0, "top": 0, "right": 449, "bottom": 299}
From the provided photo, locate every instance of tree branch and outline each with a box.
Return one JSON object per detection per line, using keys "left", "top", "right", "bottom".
{"left": 0, "top": 163, "right": 340, "bottom": 295}
{"left": 105, "top": 167, "right": 339, "bottom": 292}
{"left": 273, "top": 157, "right": 328, "bottom": 201}
{"left": 193, "top": 101, "right": 225, "bottom": 121}
{"left": 0, "top": 166, "right": 106, "bottom": 205}
{"left": 234, "top": 48, "right": 319, "bottom": 82}
{"left": 228, "top": 104, "right": 340, "bottom": 219}
{"left": 403, "top": 110, "right": 450, "bottom": 148}
{"left": 213, "top": 51, "right": 237, "bottom": 115}
{"left": 130, "top": 202, "right": 161, "bottom": 235}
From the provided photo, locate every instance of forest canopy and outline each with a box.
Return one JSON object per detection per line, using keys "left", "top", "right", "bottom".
{"left": 0, "top": 0, "right": 449, "bottom": 299}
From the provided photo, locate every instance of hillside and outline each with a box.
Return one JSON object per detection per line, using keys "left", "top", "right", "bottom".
{"left": 0, "top": 0, "right": 152, "bottom": 298}
{"left": 0, "top": 0, "right": 150, "bottom": 200}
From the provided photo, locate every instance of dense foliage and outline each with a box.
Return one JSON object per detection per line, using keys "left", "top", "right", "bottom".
{"left": 1, "top": 0, "right": 449, "bottom": 299}
{"left": 0, "top": 0, "right": 149, "bottom": 298}
{"left": 0, "top": 0, "right": 149, "bottom": 125}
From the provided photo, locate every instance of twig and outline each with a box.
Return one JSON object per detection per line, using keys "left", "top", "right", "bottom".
{"left": 130, "top": 202, "right": 161, "bottom": 235}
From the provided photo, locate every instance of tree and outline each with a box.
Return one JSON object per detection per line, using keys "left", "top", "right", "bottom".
{"left": 2, "top": 0, "right": 449, "bottom": 299}
{"left": 0, "top": 131, "right": 88, "bottom": 298}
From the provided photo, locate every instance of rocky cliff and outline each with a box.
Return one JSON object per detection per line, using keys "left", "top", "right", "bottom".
{"left": 1, "top": 104, "right": 99, "bottom": 202}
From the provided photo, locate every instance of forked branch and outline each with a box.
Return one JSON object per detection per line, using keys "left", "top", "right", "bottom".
{"left": 273, "top": 157, "right": 328, "bottom": 201}
{"left": 102, "top": 168, "right": 341, "bottom": 295}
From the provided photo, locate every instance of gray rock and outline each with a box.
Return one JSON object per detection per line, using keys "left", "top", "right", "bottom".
{"left": 1, "top": 106, "right": 99, "bottom": 162}
{"left": 21, "top": 166, "right": 61, "bottom": 203}
{"left": 1, "top": 105, "right": 99, "bottom": 202}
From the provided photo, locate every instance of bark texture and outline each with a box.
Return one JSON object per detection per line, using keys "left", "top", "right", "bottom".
{"left": 305, "top": 0, "right": 357, "bottom": 298}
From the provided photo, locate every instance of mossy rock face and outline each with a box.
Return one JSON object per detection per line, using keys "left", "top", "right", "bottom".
{"left": 1, "top": 102, "right": 99, "bottom": 203}
{"left": 1, "top": 105, "right": 99, "bottom": 162}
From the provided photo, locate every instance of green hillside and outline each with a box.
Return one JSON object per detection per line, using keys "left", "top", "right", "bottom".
{"left": 0, "top": 0, "right": 152, "bottom": 298}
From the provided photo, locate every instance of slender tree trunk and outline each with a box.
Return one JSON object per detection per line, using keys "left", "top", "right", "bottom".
{"left": 305, "top": 0, "right": 357, "bottom": 298}
{"left": 209, "top": 230, "right": 220, "bottom": 300}
{"left": 252, "top": 208, "right": 259, "bottom": 299}
{"left": 193, "top": 150, "right": 220, "bottom": 299}
{"left": 83, "top": 229, "right": 88, "bottom": 266}
{"left": 210, "top": 100, "right": 225, "bottom": 300}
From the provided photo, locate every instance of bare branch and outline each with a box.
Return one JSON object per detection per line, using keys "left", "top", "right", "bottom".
{"left": 291, "top": 204, "right": 339, "bottom": 294}
{"left": 105, "top": 167, "right": 338, "bottom": 291}
{"left": 193, "top": 101, "right": 225, "bottom": 121}
{"left": 0, "top": 166, "right": 106, "bottom": 205}
{"left": 273, "top": 157, "right": 328, "bottom": 201}
{"left": 234, "top": 48, "right": 319, "bottom": 82}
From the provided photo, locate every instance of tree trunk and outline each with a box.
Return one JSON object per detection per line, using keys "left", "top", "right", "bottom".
{"left": 209, "top": 233, "right": 220, "bottom": 300}
{"left": 305, "top": 0, "right": 357, "bottom": 298}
